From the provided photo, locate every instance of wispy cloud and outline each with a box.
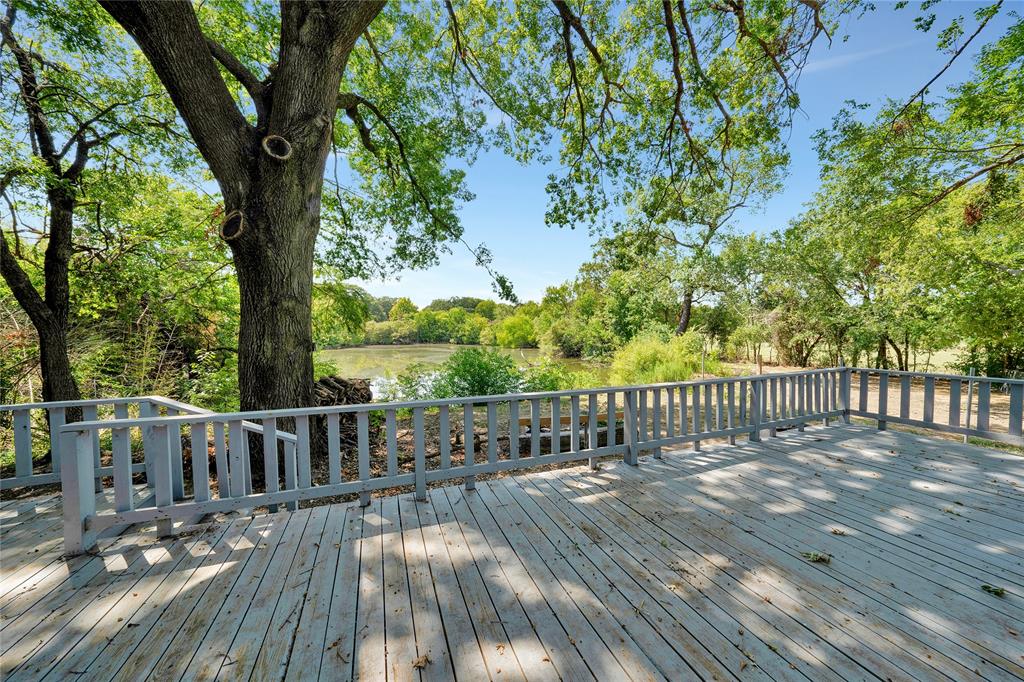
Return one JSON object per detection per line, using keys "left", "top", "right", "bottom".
{"left": 803, "top": 40, "right": 920, "bottom": 75}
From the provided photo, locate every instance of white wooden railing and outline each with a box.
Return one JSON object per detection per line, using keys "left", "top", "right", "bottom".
{"left": 52, "top": 367, "right": 850, "bottom": 553}
{"left": 848, "top": 367, "right": 1024, "bottom": 444}
{"left": 5, "top": 365, "right": 1021, "bottom": 555}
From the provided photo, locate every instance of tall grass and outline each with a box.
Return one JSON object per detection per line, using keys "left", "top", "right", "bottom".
{"left": 609, "top": 331, "right": 720, "bottom": 384}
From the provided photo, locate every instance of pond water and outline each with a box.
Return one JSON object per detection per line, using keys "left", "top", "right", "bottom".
{"left": 319, "top": 344, "right": 607, "bottom": 395}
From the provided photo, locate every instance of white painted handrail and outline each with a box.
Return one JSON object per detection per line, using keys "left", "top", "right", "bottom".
{"left": 55, "top": 368, "right": 852, "bottom": 553}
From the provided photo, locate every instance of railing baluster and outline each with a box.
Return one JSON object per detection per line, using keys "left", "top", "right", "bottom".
{"left": 606, "top": 391, "right": 616, "bottom": 448}
{"left": 666, "top": 386, "right": 674, "bottom": 438}
{"left": 551, "top": 397, "right": 561, "bottom": 455}
{"left": 679, "top": 386, "right": 687, "bottom": 436}
{"left": 587, "top": 394, "right": 599, "bottom": 455}
{"left": 463, "top": 403, "right": 475, "bottom": 490}
{"left": 112, "top": 424, "right": 134, "bottom": 511}
{"left": 716, "top": 382, "right": 725, "bottom": 431}
{"left": 858, "top": 370, "right": 868, "bottom": 412}
{"left": 623, "top": 389, "right": 638, "bottom": 466}
{"left": 692, "top": 385, "right": 701, "bottom": 451}
{"left": 570, "top": 395, "right": 581, "bottom": 455}
{"left": 1009, "top": 384, "right": 1023, "bottom": 438}
{"left": 487, "top": 401, "right": 498, "bottom": 463}
{"left": 414, "top": 407, "right": 426, "bottom": 501}
{"left": 167, "top": 409, "right": 185, "bottom": 500}
{"left": 213, "top": 421, "right": 229, "bottom": 498}
{"left": 750, "top": 380, "right": 762, "bottom": 442}
{"left": 284, "top": 441, "right": 298, "bottom": 511}
{"left": 228, "top": 420, "right": 246, "bottom": 498}
{"left": 49, "top": 406, "right": 66, "bottom": 475}
{"left": 531, "top": 398, "right": 542, "bottom": 457}
{"left": 948, "top": 379, "right": 962, "bottom": 427}
{"left": 704, "top": 384, "right": 713, "bottom": 433}
{"left": 357, "top": 411, "right": 370, "bottom": 506}
{"left": 13, "top": 409, "right": 32, "bottom": 480}
{"left": 296, "top": 415, "right": 311, "bottom": 489}
{"left": 439, "top": 405, "right": 451, "bottom": 468}
{"left": 152, "top": 423, "right": 174, "bottom": 537}
{"left": 638, "top": 389, "right": 648, "bottom": 444}
{"left": 900, "top": 375, "right": 911, "bottom": 420}
{"left": 769, "top": 378, "right": 778, "bottom": 438}
{"left": 727, "top": 381, "right": 736, "bottom": 445}
{"left": 327, "top": 413, "right": 341, "bottom": 485}
{"left": 652, "top": 388, "right": 662, "bottom": 459}
{"left": 923, "top": 377, "right": 935, "bottom": 424}
{"left": 191, "top": 421, "right": 210, "bottom": 504}
{"left": 82, "top": 405, "right": 101, "bottom": 492}
{"left": 263, "top": 418, "right": 279, "bottom": 499}
{"left": 976, "top": 381, "right": 991, "bottom": 432}
{"left": 507, "top": 400, "right": 519, "bottom": 460}
{"left": 386, "top": 409, "right": 398, "bottom": 477}
{"left": 877, "top": 372, "right": 888, "bottom": 431}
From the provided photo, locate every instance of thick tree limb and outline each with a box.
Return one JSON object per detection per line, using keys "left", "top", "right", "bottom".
{"left": 100, "top": 0, "right": 252, "bottom": 199}
{"left": 205, "top": 37, "right": 267, "bottom": 124}
{"left": 676, "top": 0, "right": 732, "bottom": 149}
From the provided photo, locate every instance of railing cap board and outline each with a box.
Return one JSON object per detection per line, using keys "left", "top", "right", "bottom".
{"left": 849, "top": 367, "right": 1024, "bottom": 385}
{"left": 0, "top": 395, "right": 164, "bottom": 411}
{"left": 57, "top": 369, "right": 844, "bottom": 434}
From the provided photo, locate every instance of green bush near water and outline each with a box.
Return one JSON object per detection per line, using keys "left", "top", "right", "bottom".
{"left": 609, "top": 331, "right": 719, "bottom": 384}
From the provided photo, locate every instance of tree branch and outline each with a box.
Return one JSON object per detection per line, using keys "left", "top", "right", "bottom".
{"left": 205, "top": 37, "right": 267, "bottom": 124}
{"left": 890, "top": 0, "right": 1003, "bottom": 129}
{"left": 100, "top": 0, "right": 252, "bottom": 200}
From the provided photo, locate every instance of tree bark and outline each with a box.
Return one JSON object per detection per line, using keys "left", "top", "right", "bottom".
{"left": 675, "top": 289, "right": 694, "bottom": 335}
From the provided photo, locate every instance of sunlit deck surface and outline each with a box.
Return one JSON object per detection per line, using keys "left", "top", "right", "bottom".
{"left": 2, "top": 424, "right": 1022, "bottom": 681}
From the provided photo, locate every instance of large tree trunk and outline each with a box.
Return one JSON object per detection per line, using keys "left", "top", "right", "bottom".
{"left": 232, "top": 179, "right": 319, "bottom": 412}
{"left": 675, "top": 289, "right": 694, "bottom": 335}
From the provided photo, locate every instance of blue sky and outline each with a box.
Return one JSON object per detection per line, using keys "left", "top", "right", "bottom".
{"left": 356, "top": 2, "right": 1012, "bottom": 306}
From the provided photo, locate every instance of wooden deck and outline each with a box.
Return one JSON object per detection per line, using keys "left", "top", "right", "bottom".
{"left": 1, "top": 424, "right": 1022, "bottom": 681}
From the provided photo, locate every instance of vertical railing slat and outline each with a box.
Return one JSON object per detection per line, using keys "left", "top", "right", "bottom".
{"left": 191, "top": 421, "right": 210, "bottom": 504}
{"left": 531, "top": 399, "right": 541, "bottom": 457}
{"left": 877, "top": 372, "right": 889, "bottom": 431}
{"left": 704, "top": 384, "right": 713, "bottom": 433}
{"left": 357, "top": 411, "right": 370, "bottom": 506}
{"left": 213, "top": 421, "right": 229, "bottom": 498}
{"left": 716, "top": 382, "right": 725, "bottom": 431}
{"left": 623, "top": 389, "right": 638, "bottom": 465}
{"left": 166, "top": 409, "right": 185, "bottom": 500}
{"left": 976, "top": 381, "right": 991, "bottom": 433}
{"left": 900, "top": 375, "right": 911, "bottom": 420}
{"left": 606, "top": 391, "right": 616, "bottom": 448}
{"left": 923, "top": 377, "right": 935, "bottom": 424}
{"left": 463, "top": 403, "right": 475, "bottom": 490}
{"left": 1009, "top": 384, "right": 1023, "bottom": 437}
{"left": 551, "top": 398, "right": 561, "bottom": 455}
{"left": 859, "top": 370, "right": 869, "bottom": 413}
{"left": 112, "top": 423, "right": 134, "bottom": 512}
{"left": 948, "top": 379, "right": 962, "bottom": 428}
{"left": 439, "top": 405, "right": 452, "bottom": 468}
{"left": 414, "top": 407, "right": 426, "bottom": 501}
{"left": 588, "top": 393, "right": 599, "bottom": 455}
{"left": 283, "top": 442, "right": 297, "bottom": 511}
{"left": 327, "top": 413, "right": 341, "bottom": 485}
{"left": 262, "top": 418, "right": 279, "bottom": 498}
{"left": 49, "top": 406, "right": 66, "bottom": 475}
{"left": 487, "top": 401, "right": 498, "bottom": 464}
{"left": 666, "top": 386, "right": 675, "bottom": 438}
{"left": 386, "top": 410, "right": 399, "bottom": 477}
{"left": 727, "top": 381, "right": 736, "bottom": 445}
{"left": 13, "top": 409, "right": 32, "bottom": 479}
{"left": 296, "top": 415, "right": 311, "bottom": 489}
{"left": 82, "top": 405, "right": 101, "bottom": 492}
{"left": 570, "top": 395, "right": 581, "bottom": 454}
{"left": 652, "top": 389, "right": 662, "bottom": 459}
{"left": 152, "top": 424, "right": 173, "bottom": 537}
{"left": 228, "top": 420, "right": 246, "bottom": 498}
{"left": 507, "top": 400, "right": 519, "bottom": 461}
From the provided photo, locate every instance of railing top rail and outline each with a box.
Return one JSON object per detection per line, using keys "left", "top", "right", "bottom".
{"left": 58, "top": 367, "right": 842, "bottom": 434}
{"left": 0, "top": 395, "right": 165, "bottom": 412}
{"left": 849, "top": 366, "right": 1024, "bottom": 386}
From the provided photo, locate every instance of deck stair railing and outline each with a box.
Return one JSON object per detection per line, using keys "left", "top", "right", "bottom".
{"left": 4, "top": 365, "right": 1022, "bottom": 555}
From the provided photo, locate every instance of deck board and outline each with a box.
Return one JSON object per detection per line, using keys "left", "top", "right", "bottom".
{"left": 1, "top": 424, "right": 1021, "bottom": 681}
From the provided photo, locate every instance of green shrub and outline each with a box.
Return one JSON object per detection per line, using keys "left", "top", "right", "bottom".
{"left": 609, "top": 331, "right": 720, "bottom": 384}
{"left": 494, "top": 313, "right": 538, "bottom": 348}
{"left": 431, "top": 348, "right": 522, "bottom": 398}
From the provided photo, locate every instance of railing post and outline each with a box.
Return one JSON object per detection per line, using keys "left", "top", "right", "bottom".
{"left": 623, "top": 389, "right": 638, "bottom": 466}
{"left": 839, "top": 359, "right": 851, "bottom": 424}
{"left": 152, "top": 424, "right": 174, "bottom": 537}
{"left": 139, "top": 399, "right": 157, "bottom": 488}
{"left": 877, "top": 372, "right": 888, "bottom": 431}
{"left": 62, "top": 429, "right": 98, "bottom": 555}
{"left": 749, "top": 380, "right": 762, "bottom": 442}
